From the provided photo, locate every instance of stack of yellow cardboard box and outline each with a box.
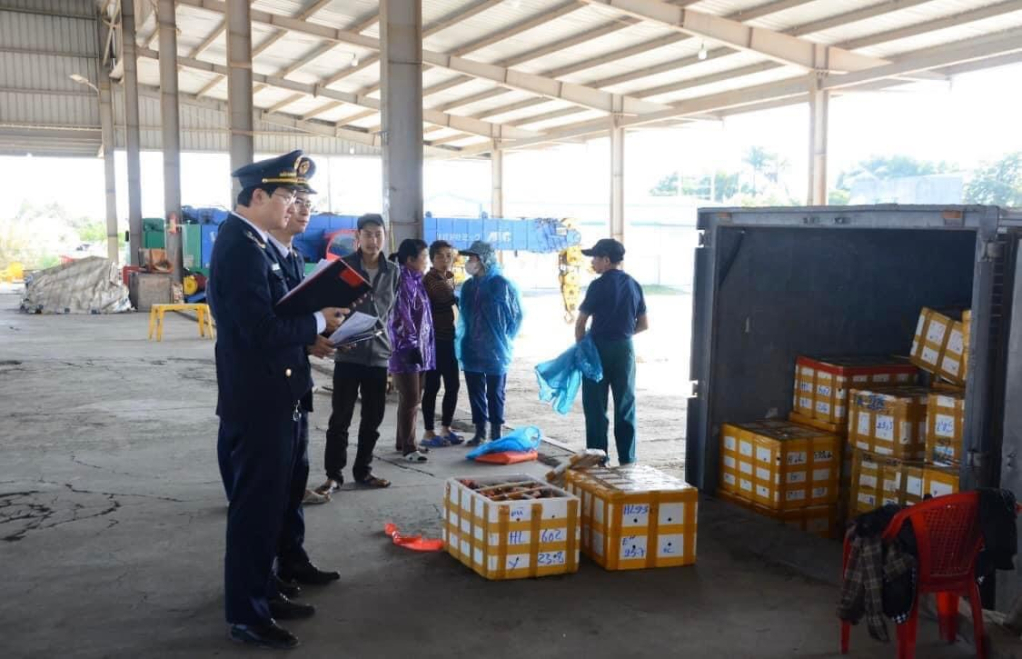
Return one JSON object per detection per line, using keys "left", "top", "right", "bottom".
{"left": 717, "top": 307, "right": 969, "bottom": 538}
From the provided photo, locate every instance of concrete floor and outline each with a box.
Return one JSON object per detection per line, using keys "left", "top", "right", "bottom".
{"left": 0, "top": 288, "right": 981, "bottom": 658}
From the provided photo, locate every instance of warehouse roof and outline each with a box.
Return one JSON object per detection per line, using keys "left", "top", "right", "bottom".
{"left": 4, "top": 0, "right": 1022, "bottom": 157}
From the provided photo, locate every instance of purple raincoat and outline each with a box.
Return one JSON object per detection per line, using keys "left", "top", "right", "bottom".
{"left": 388, "top": 265, "right": 435, "bottom": 373}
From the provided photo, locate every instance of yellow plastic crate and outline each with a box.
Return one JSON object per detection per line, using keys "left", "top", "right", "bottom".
{"left": 444, "top": 475, "right": 580, "bottom": 580}
{"left": 793, "top": 356, "right": 917, "bottom": 430}
{"left": 565, "top": 465, "right": 697, "bottom": 570}
{"left": 720, "top": 420, "right": 840, "bottom": 510}
{"left": 849, "top": 449, "right": 959, "bottom": 515}
{"left": 848, "top": 387, "right": 930, "bottom": 460}
{"left": 927, "top": 389, "right": 966, "bottom": 465}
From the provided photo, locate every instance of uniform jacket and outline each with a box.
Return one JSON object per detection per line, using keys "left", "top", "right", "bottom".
{"left": 266, "top": 237, "right": 315, "bottom": 412}
{"left": 388, "top": 265, "right": 435, "bottom": 374}
{"left": 333, "top": 250, "right": 399, "bottom": 369}
{"left": 208, "top": 213, "right": 317, "bottom": 421}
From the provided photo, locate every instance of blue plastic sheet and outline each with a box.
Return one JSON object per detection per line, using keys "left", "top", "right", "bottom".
{"left": 534, "top": 335, "right": 603, "bottom": 415}
{"left": 466, "top": 426, "right": 542, "bottom": 460}
{"left": 456, "top": 262, "right": 523, "bottom": 376}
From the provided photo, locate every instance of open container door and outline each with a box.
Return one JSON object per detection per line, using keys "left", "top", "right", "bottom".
{"left": 685, "top": 205, "right": 1010, "bottom": 496}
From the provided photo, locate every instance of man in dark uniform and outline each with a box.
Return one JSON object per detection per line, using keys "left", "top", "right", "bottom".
{"left": 208, "top": 150, "right": 345, "bottom": 650}
{"left": 264, "top": 161, "right": 341, "bottom": 588}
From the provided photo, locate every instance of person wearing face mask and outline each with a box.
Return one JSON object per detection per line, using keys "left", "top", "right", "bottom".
{"left": 456, "top": 240, "right": 524, "bottom": 446}
{"left": 387, "top": 239, "right": 435, "bottom": 462}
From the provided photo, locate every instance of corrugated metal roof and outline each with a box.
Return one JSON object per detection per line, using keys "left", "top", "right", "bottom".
{"left": 5, "top": 0, "right": 1022, "bottom": 158}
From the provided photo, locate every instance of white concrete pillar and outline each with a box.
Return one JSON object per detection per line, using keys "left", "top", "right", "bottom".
{"left": 808, "top": 73, "right": 829, "bottom": 206}
{"left": 491, "top": 148, "right": 503, "bottom": 218}
{"left": 380, "top": 0, "right": 424, "bottom": 247}
{"left": 159, "top": 0, "right": 183, "bottom": 283}
{"left": 227, "top": 0, "right": 254, "bottom": 199}
{"left": 610, "top": 122, "right": 625, "bottom": 244}
{"left": 121, "top": 0, "right": 143, "bottom": 265}
{"left": 98, "top": 74, "right": 118, "bottom": 263}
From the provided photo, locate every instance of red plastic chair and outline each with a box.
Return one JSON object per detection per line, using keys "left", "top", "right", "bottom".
{"left": 840, "top": 491, "right": 986, "bottom": 659}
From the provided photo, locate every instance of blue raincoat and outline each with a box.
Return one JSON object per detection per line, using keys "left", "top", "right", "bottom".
{"left": 535, "top": 335, "right": 603, "bottom": 415}
{"left": 456, "top": 261, "right": 523, "bottom": 376}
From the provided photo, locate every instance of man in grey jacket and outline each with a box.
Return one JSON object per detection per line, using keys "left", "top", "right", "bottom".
{"left": 316, "top": 214, "right": 399, "bottom": 493}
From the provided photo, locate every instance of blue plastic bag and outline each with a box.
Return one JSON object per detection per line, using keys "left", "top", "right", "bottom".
{"left": 466, "top": 426, "right": 542, "bottom": 460}
{"left": 534, "top": 335, "right": 603, "bottom": 415}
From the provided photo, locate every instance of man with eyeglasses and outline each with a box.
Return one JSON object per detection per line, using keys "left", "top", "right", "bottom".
{"left": 208, "top": 150, "right": 347, "bottom": 650}
{"left": 264, "top": 161, "right": 341, "bottom": 595}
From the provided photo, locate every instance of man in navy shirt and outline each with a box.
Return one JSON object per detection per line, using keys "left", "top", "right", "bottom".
{"left": 574, "top": 238, "right": 648, "bottom": 465}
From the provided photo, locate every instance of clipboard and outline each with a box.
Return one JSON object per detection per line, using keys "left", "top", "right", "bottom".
{"left": 275, "top": 258, "right": 371, "bottom": 316}
{"left": 332, "top": 329, "right": 383, "bottom": 348}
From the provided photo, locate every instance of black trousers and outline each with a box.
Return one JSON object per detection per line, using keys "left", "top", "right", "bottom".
{"left": 324, "top": 362, "right": 388, "bottom": 482}
{"left": 218, "top": 412, "right": 300, "bottom": 625}
{"left": 422, "top": 337, "right": 460, "bottom": 431}
{"left": 277, "top": 410, "right": 310, "bottom": 570}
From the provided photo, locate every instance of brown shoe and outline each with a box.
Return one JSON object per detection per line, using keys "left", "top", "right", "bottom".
{"left": 313, "top": 479, "right": 341, "bottom": 496}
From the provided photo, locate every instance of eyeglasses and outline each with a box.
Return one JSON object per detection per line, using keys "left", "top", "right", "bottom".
{"left": 272, "top": 190, "right": 297, "bottom": 205}
{"left": 292, "top": 199, "right": 315, "bottom": 210}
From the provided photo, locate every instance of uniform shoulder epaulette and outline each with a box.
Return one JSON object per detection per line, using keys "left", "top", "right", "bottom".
{"left": 244, "top": 230, "right": 267, "bottom": 249}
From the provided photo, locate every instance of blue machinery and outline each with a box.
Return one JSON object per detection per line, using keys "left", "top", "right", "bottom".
{"left": 179, "top": 207, "right": 585, "bottom": 318}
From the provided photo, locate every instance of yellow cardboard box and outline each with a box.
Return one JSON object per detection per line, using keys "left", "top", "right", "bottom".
{"left": 566, "top": 465, "right": 697, "bottom": 570}
{"left": 848, "top": 386, "right": 930, "bottom": 460}
{"left": 444, "top": 475, "right": 580, "bottom": 580}
{"left": 849, "top": 449, "right": 959, "bottom": 515}
{"left": 927, "top": 390, "right": 966, "bottom": 465}
{"left": 793, "top": 356, "right": 917, "bottom": 431}
{"left": 911, "top": 307, "right": 971, "bottom": 385}
{"left": 720, "top": 420, "right": 840, "bottom": 510}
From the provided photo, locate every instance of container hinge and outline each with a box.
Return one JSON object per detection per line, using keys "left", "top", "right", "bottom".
{"left": 687, "top": 380, "right": 700, "bottom": 399}
{"left": 802, "top": 216, "right": 820, "bottom": 225}
{"left": 967, "top": 449, "right": 989, "bottom": 468}
{"left": 981, "top": 240, "right": 1005, "bottom": 262}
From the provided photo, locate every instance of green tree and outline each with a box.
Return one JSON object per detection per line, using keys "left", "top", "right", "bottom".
{"left": 743, "top": 146, "right": 777, "bottom": 196}
{"left": 649, "top": 171, "right": 679, "bottom": 196}
{"left": 964, "top": 152, "right": 1022, "bottom": 207}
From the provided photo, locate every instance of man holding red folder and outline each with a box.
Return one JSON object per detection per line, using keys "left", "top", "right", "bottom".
{"left": 208, "top": 150, "right": 346, "bottom": 650}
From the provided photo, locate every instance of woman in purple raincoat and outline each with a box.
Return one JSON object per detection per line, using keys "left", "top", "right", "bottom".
{"left": 388, "top": 239, "right": 435, "bottom": 462}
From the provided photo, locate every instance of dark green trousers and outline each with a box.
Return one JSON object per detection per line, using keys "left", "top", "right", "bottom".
{"left": 582, "top": 337, "right": 637, "bottom": 464}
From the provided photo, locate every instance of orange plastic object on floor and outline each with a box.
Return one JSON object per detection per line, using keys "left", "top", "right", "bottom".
{"left": 840, "top": 491, "right": 989, "bottom": 659}
{"left": 384, "top": 523, "right": 444, "bottom": 552}
{"left": 473, "top": 450, "right": 539, "bottom": 465}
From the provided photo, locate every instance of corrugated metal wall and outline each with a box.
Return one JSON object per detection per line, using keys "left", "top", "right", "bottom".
{"left": 0, "top": 0, "right": 101, "bottom": 156}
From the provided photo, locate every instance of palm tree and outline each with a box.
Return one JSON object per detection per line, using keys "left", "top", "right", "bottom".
{"left": 743, "top": 146, "right": 775, "bottom": 196}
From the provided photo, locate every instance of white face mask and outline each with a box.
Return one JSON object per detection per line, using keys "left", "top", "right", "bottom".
{"left": 465, "top": 261, "right": 481, "bottom": 276}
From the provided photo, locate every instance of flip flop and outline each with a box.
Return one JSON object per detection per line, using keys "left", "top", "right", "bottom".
{"left": 443, "top": 432, "right": 465, "bottom": 445}
{"left": 356, "top": 475, "right": 391, "bottom": 488}
{"left": 402, "top": 450, "right": 428, "bottom": 463}
{"left": 420, "top": 436, "right": 451, "bottom": 448}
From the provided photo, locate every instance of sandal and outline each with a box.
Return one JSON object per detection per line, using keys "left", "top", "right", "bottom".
{"left": 443, "top": 432, "right": 465, "bottom": 446}
{"left": 356, "top": 475, "right": 391, "bottom": 488}
{"left": 402, "top": 450, "right": 428, "bottom": 463}
{"left": 314, "top": 479, "right": 342, "bottom": 496}
{"left": 420, "top": 436, "right": 451, "bottom": 448}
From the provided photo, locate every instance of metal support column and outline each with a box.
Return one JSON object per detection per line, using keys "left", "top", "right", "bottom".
{"left": 121, "top": 0, "right": 143, "bottom": 266}
{"left": 227, "top": 0, "right": 254, "bottom": 198}
{"left": 610, "top": 122, "right": 625, "bottom": 244}
{"left": 808, "top": 73, "right": 829, "bottom": 206}
{"left": 159, "top": 0, "right": 183, "bottom": 284}
{"left": 98, "top": 74, "right": 118, "bottom": 263}
{"left": 491, "top": 148, "right": 503, "bottom": 218}
{"left": 380, "top": 0, "right": 424, "bottom": 246}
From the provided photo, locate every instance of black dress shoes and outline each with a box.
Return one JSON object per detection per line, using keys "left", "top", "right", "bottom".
{"left": 275, "top": 575, "right": 301, "bottom": 599}
{"left": 229, "top": 620, "right": 299, "bottom": 650}
{"left": 280, "top": 562, "right": 341, "bottom": 586}
{"left": 269, "top": 593, "right": 315, "bottom": 620}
